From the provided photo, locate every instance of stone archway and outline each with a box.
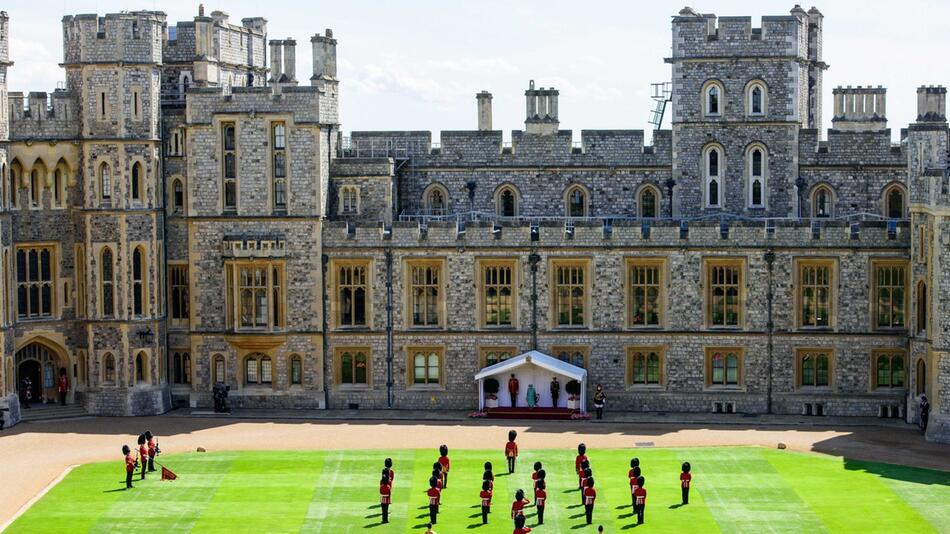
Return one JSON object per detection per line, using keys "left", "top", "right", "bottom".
{"left": 15, "top": 341, "right": 68, "bottom": 405}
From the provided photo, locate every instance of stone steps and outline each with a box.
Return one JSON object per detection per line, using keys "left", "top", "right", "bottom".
{"left": 20, "top": 404, "right": 89, "bottom": 422}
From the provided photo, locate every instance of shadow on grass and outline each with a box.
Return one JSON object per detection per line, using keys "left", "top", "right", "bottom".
{"left": 621, "top": 523, "right": 641, "bottom": 530}
{"left": 363, "top": 522, "right": 386, "bottom": 529}
{"left": 466, "top": 523, "right": 486, "bottom": 529}
{"left": 364, "top": 513, "right": 381, "bottom": 519}
{"left": 842, "top": 458, "right": 950, "bottom": 485}
{"left": 669, "top": 503, "right": 686, "bottom": 509}
{"left": 102, "top": 488, "right": 129, "bottom": 493}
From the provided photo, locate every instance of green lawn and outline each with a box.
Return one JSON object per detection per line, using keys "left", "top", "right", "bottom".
{"left": 8, "top": 447, "right": 950, "bottom": 533}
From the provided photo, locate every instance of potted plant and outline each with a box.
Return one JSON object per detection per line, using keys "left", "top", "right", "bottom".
{"left": 483, "top": 378, "right": 500, "bottom": 409}
{"left": 566, "top": 380, "right": 581, "bottom": 410}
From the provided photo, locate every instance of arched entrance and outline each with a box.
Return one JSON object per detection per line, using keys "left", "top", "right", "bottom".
{"left": 15, "top": 342, "right": 65, "bottom": 405}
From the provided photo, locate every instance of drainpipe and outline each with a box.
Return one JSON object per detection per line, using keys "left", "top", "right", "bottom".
{"left": 795, "top": 176, "right": 806, "bottom": 218}
{"left": 528, "top": 252, "right": 540, "bottom": 350}
{"left": 320, "top": 254, "right": 330, "bottom": 409}
{"left": 764, "top": 249, "right": 775, "bottom": 414}
{"left": 664, "top": 177, "right": 676, "bottom": 218}
{"left": 385, "top": 249, "right": 394, "bottom": 408}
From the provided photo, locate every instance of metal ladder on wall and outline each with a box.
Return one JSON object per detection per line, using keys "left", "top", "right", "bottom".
{"left": 648, "top": 82, "right": 672, "bottom": 130}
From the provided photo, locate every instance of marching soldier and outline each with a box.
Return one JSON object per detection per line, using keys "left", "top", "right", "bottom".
{"left": 680, "top": 462, "right": 692, "bottom": 505}
{"left": 510, "top": 489, "right": 530, "bottom": 524}
{"left": 513, "top": 514, "right": 532, "bottom": 534}
{"left": 629, "top": 465, "right": 641, "bottom": 512}
{"left": 426, "top": 476, "right": 441, "bottom": 524}
{"left": 438, "top": 445, "right": 451, "bottom": 488}
{"left": 634, "top": 476, "right": 647, "bottom": 525}
{"left": 385, "top": 458, "right": 395, "bottom": 486}
{"left": 534, "top": 479, "right": 547, "bottom": 525}
{"left": 479, "top": 480, "right": 493, "bottom": 524}
{"left": 379, "top": 473, "right": 392, "bottom": 524}
{"left": 122, "top": 445, "right": 136, "bottom": 489}
{"left": 484, "top": 461, "right": 495, "bottom": 494}
{"left": 531, "top": 461, "right": 542, "bottom": 504}
{"left": 145, "top": 430, "right": 158, "bottom": 472}
{"left": 432, "top": 468, "right": 443, "bottom": 490}
{"left": 583, "top": 477, "right": 597, "bottom": 525}
{"left": 505, "top": 430, "right": 519, "bottom": 474}
{"left": 575, "top": 443, "right": 588, "bottom": 489}
{"left": 137, "top": 434, "right": 148, "bottom": 480}
{"left": 580, "top": 466, "right": 592, "bottom": 505}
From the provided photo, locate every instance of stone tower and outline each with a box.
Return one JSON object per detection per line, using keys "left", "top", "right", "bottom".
{"left": 0, "top": 11, "right": 13, "bottom": 421}
{"left": 62, "top": 12, "right": 170, "bottom": 414}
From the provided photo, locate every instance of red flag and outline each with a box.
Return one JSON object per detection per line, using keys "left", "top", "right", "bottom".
{"left": 161, "top": 466, "right": 177, "bottom": 481}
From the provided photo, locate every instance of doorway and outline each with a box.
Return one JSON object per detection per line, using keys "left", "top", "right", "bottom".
{"left": 17, "top": 359, "right": 41, "bottom": 403}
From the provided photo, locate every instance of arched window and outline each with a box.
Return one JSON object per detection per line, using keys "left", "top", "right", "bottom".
{"left": 172, "top": 179, "right": 184, "bottom": 213}
{"left": 413, "top": 350, "right": 441, "bottom": 385}
{"left": 884, "top": 184, "right": 906, "bottom": 219}
{"left": 53, "top": 169, "right": 63, "bottom": 207}
{"left": 213, "top": 354, "right": 225, "bottom": 383}
{"left": 916, "top": 358, "right": 926, "bottom": 396}
{"left": 101, "top": 247, "right": 115, "bottom": 317}
{"left": 135, "top": 351, "right": 148, "bottom": 384}
{"left": 747, "top": 145, "right": 766, "bottom": 208}
{"left": 703, "top": 81, "right": 724, "bottom": 116}
{"left": 9, "top": 160, "right": 20, "bottom": 207}
{"left": 496, "top": 186, "right": 518, "bottom": 217}
{"left": 917, "top": 281, "right": 928, "bottom": 335}
{"left": 103, "top": 353, "right": 116, "bottom": 384}
{"left": 425, "top": 186, "right": 447, "bottom": 216}
{"left": 747, "top": 82, "right": 766, "bottom": 116}
{"left": 1, "top": 163, "right": 6, "bottom": 208}
{"left": 704, "top": 146, "right": 723, "bottom": 208}
{"left": 99, "top": 162, "right": 112, "bottom": 204}
{"left": 565, "top": 185, "right": 588, "bottom": 217}
{"left": 290, "top": 354, "right": 302, "bottom": 385}
{"left": 172, "top": 351, "right": 192, "bottom": 384}
{"left": 710, "top": 350, "right": 739, "bottom": 385}
{"left": 340, "top": 186, "right": 359, "bottom": 214}
{"left": 132, "top": 247, "right": 144, "bottom": 317}
{"left": 29, "top": 170, "right": 40, "bottom": 207}
{"left": 341, "top": 350, "right": 368, "bottom": 385}
{"left": 630, "top": 350, "right": 661, "bottom": 385}
{"left": 131, "top": 161, "right": 143, "bottom": 202}
{"left": 638, "top": 185, "right": 659, "bottom": 219}
{"left": 811, "top": 185, "right": 834, "bottom": 218}
{"left": 875, "top": 352, "right": 905, "bottom": 388}
{"left": 800, "top": 352, "right": 830, "bottom": 387}
{"left": 245, "top": 353, "right": 272, "bottom": 385}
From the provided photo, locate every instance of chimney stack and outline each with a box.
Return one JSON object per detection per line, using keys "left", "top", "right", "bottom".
{"left": 917, "top": 86, "right": 947, "bottom": 122}
{"left": 311, "top": 28, "right": 337, "bottom": 84}
{"left": 524, "top": 80, "right": 559, "bottom": 135}
{"left": 269, "top": 39, "right": 283, "bottom": 83}
{"left": 476, "top": 91, "right": 492, "bottom": 131}
{"left": 283, "top": 38, "right": 297, "bottom": 85}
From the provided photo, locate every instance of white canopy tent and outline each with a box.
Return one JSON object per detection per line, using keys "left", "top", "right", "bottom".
{"left": 474, "top": 350, "right": 588, "bottom": 413}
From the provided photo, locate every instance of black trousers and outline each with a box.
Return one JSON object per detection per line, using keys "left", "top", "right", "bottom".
{"left": 125, "top": 470, "right": 133, "bottom": 488}
{"left": 442, "top": 472, "right": 448, "bottom": 488}
{"left": 429, "top": 504, "right": 438, "bottom": 524}
{"left": 140, "top": 463, "right": 146, "bottom": 480}
{"left": 381, "top": 503, "right": 389, "bottom": 523}
{"left": 552, "top": 393, "right": 559, "bottom": 407}
{"left": 682, "top": 486, "right": 689, "bottom": 504}
{"left": 510, "top": 392, "right": 517, "bottom": 407}
{"left": 584, "top": 504, "right": 593, "bottom": 524}
{"left": 59, "top": 392, "right": 66, "bottom": 406}
{"left": 507, "top": 457, "right": 515, "bottom": 473}
{"left": 595, "top": 405, "right": 604, "bottom": 419}
{"left": 922, "top": 414, "right": 929, "bottom": 431}
{"left": 537, "top": 505, "right": 544, "bottom": 524}
{"left": 637, "top": 505, "right": 645, "bottom": 524}
{"left": 148, "top": 455, "right": 155, "bottom": 472}
{"left": 481, "top": 506, "right": 489, "bottom": 524}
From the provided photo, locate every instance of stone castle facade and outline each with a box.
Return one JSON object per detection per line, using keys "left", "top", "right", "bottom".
{"left": 0, "top": 6, "right": 948, "bottom": 443}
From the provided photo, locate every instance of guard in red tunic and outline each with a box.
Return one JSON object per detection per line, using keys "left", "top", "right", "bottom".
{"left": 583, "top": 477, "right": 597, "bottom": 525}
{"left": 505, "top": 430, "right": 519, "bottom": 474}
{"left": 479, "top": 480, "right": 493, "bottom": 524}
{"left": 426, "top": 476, "right": 441, "bottom": 524}
{"left": 145, "top": 430, "right": 158, "bottom": 472}
{"left": 513, "top": 514, "right": 532, "bottom": 534}
{"left": 629, "top": 465, "right": 642, "bottom": 512}
{"left": 575, "top": 443, "right": 588, "bottom": 489}
{"left": 510, "top": 488, "right": 530, "bottom": 524}
{"left": 137, "top": 434, "right": 148, "bottom": 480}
{"left": 379, "top": 473, "right": 392, "bottom": 524}
{"left": 634, "top": 476, "right": 647, "bottom": 525}
{"left": 122, "top": 445, "right": 136, "bottom": 489}
{"left": 680, "top": 462, "right": 692, "bottom": 505}
{"left": 531, "top": 462, "right": 542, "bottom": 504}
{"left": 438, "top": 445, "right": 451, "bottom": 488}
{"left": 483, "top": 461, "right": 494, "bottom": 491}
{"left": 580, "top": 466, "right": 592, "bottom": 505}
{"left": 534, "top": 479, "right": 547, "bottom": 525}
{"left": 384, "top": 458, "right": 394, "bottom": 486}
{"left": 431, "top": 468, "right": 443, "bottom": 490}
{"left": 507, "top": 374, "right": 520, "bottom": 407}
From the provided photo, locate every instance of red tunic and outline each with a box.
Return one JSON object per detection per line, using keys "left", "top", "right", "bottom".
{"left": 480, "top": 489, "right": 492, "bottom": 508}
{"left": 583, "top": 487, "right": 597, "bottom": 505}
{"left": 380, "top": 483, "right": 392, "bottom": 504}
{"left": 534, "top": 488, "right": 546, "bottom": 507}
{"left": 505, "top": 441, "right": 518, "bottom": 458}
{"left": 680, "top": 472, "right": 692, "bottom": 488}
{"left": 389, "top": 469, "right": 395, "bottom": 485}
{"left": 147, "top": 437, "right": 156, "bottom": 457}
{"left": 575, "top": 454, "right": 587, "bottom": 474}
{"left": 438, "top": 456, "right": 450, "bottom": 472}
{"left": 627, "top": 468, "right": 637, "bottom": 480}
{"left": 427, "top": 487, "right": 441, "bottom": 506}
{"left": 138, "top": 445, "right": 148, "bottom": 462}
{"left": 635, "top": 487, "right": 647, "bottom": 507}
{"left": 57, "top": 375, "right": 68, "bottom": 394}
{"left": 511, "top": 499, "right": 528, "bottom": 518}
{"left": 630, "top": 477, "right": 640, "bottom": 494}
{"left": 125, "top": 454, "right": 136, "bottom": 473}
{"left": 531, "top": 471, "right": 539, "bottom": 482}
{"left": 513, "top": 528, "right": 532, "bottom": 534}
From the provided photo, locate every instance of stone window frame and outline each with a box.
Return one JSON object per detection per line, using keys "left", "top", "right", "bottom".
{"left": 548, "top": 257, "right": 592, "bottom": 329}
{"left": 97, "top": 160, "right": 113, "bottom": 207}
{"left": 404, "top": 257, "right": 446, "bottom": 329}
{"left": 869, "top": 258, "right": 909, "bottom": 331}
{"left": 916, "top": 279, "right": 928, "bottom": 336}
{"left": 15, "top": 243, "right": 59, "bottom": 320}
{"left": 52, "top": 160, "right": 70, "bottom": 210}
{"left": 422, "top": 183, "right": 449, "bottom": 216}
{"left": 101, "top": 351, "right": 117, "bottom": 386}
{"left": 745, "top": 80, "right": 768, "bottom": 117}
{"left": 220, "top": 120, "right": 238, "bottom": 212}
{"left": 870, "top": 349, "right": 907, "bottom": 390}
{"left": 224, "top": 260, "right": 286, "bottom": 332}
{"left": 75, "top": 244, "right": 86, "bottom": 319}
{"left": 479, "top": 345, "right": 518, "bottom": 369}
{"left": 703, "top": 256, "right": 746, "bottom": 330}
{"left": 130, "top": 244, "right": 149, "bottom": 318}
{"left": 167, "top": 128, "right": 185, "bottom": 156}
{"left": 0, "top": 162, "right": 7, "bottom": 210}
{"left": 475, "top": 257, "right": 519, "bottom": 330}
{"left": 810, "top": 183, "right": 835, "bottom": 218}
{"left": 130, "top": 159, "right": 146, "bottom": 205}
{"left": 702, "top": 79, "right": 725, "bottom": 117}
{"left": 494, "top": 183, "right": 521, "bottom": 218}
{"left": 550, "top": 345, "right": 590, "bottom": 370}
{"left": 563, "top": 183, "right": 590, "bottom": 218}
{"left": 212, "top": 353, "right": 226, "bottom": 385}
{"left": 703, "top": 346, "right": 745, "bottom": 389}
{"left": 77, "top": 349, "right": 88, "bottom": 387}
{"left": 131, "top": 86, "right": 143, "bottom": 122}
{"left": 406, "top": 345, "right": 445, "bottom": 390}
{"left": 95, "top": 89, "right": 110, "bottom": 122}
{"left": 169, "top": 263, "right": 189, "bottom": 328}
{"left": 334, "top": 346, "right": 372, "bottom": 388}
{"left": 793, "top": 257, "right": 837, "bottom": 330}
{"left": 625, "top": 345, "right": 666, "bottom": 389}
{"left": 916, "top": 224, "right": 927, "bottom": 263}
{"left": 624, "top": 256, "right": 667, "bottom": 330}
{"left": 745, "top": 143, "right": 768, "bottom": 209}
{"left": 636, "top": 183, "right": 661, "bottom": 219}
{"left": 170, "top": 175, "right": 186, "bottom": 214}
{"left": 28, "top": 161, "right": 46, "bottom": 209}
{"left": 338, "top": 185, "right": 360, "bottom": 215}
{"left": 171, "top": 350, "right": 191, "bottom": 385}
{"left": 702, "top": 143, "right": 724, "bottom": 208}
{"left": 99, "top": 245, "right": 116, "bottom": 318}
{"left": 881, "top": 182, "right": 907, "bottom": 219}
{"left": 329, "top": 258, "right": 373, "bottom": 330}
{"left": 9, "top": 159, "right": 22, "bottom": 209}
{"left": 795, "top": 347, "right": 835, "bottom": 390}
{"left": 270, "top": 119, "right": 289, "bottom": 213}
{"left": 915, "top": 357, "right": 926, "bottom": 396}
{"left": 242, "top": 352, "right": 274, "bottom": 389}
{"left": 289, "top": 354, "right": 303, "bottom": 387}
{"left": 134, "top": 350, "right": 151, "bottom": 385}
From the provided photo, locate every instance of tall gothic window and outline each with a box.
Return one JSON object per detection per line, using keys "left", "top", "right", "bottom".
{"left": 483, "top": 263, "right": 513, "bottom": 327}
{"left": 425, "top": 187, "right": 447, "bottom": 216}
{"left": 99, "top": 162, "right": 112, "bottom": 204}
{"left": 748, "top": 82, "right": 766, "bottom": 115}
{"left": 565, "top": 186, "right": 587, "bottom": 217}
{"left": 409, "top": 262, "right": 441, "bottom": 327}
{"left": 338, "top": 263, "right": 368, "bottom": 327}
{"left": 172, "top": 179, "right": 184, "bottom": 213}
{"left": 554, "top": 263, "right": 587, "bottom": 327}
{"left": 16, "top": 246, "right": 54, "bottom": 318}
{"left": 131, "top": 162, "right": 143, "bottom": 203}
{"left": 704, "top": 81, "right": 723, "bottom": 116}
{"left": 748, "top": 146, "right": 766, "bottom": 208}
{"left": 705, "top": 146, "right": 723, "bottom": 208}
{"left": 812, "top": 185, "right": 833, "bottom": 218}
{"left": 497, "top": 187, "right": 517, "bottom": 217}
{"left": 170, "top": 265, "right": 189, "bottom": 326}
{"left": 873, "top": 262, "right": 907, "bottom": 329}
{"left": 272, "top": 122, "right": 287, "bottom": 211}
{"left": 707, "top": 260, "right": 742, "bottom": 327}
{"left": 132, "top": 247, "right": 145, "bottom": 317}
{"left": 884, "top": 184, "right": 905, "bottom": 219}
{"left": 101, "top": 247, "right": 115, "bottom": 318}
{"left": 799, "top": 261, "right": 832, "bottom": 328}
{"left": 222, "top": 122, "right": 237, "bottom": 210}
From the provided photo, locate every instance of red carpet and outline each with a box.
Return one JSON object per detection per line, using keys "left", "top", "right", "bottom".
{"left": 485, "top": 407, "right": 577, "bottom": 420}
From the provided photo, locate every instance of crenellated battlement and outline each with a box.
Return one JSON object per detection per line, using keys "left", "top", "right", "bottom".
{"left": 671, "top": 5, "right": 821, "bottom": 60}
{"left": 8, "top": 90, "right": 80, "bottom": 139}
{"left": 62, "top": 11, "right": 166, "bottom": 66}
{"left": 185, "top": 85, "right": 324, "bottom": 125}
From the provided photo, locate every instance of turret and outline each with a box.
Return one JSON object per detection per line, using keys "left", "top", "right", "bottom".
{"left": 524, "top": 80, "right": 558, "bottom": 135}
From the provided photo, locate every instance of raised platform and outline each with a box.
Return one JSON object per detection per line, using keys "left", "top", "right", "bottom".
{"left": 484, "top": 407, "right": 577, "bottom": 420}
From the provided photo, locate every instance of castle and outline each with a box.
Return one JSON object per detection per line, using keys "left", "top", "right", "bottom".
{"left": 0, "top": 5, "right": 947, "bottom": 443}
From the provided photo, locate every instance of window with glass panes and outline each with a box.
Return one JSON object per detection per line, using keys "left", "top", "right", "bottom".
{"left": 290, "top": 355, "right": 302, "bottom": 385}
{"left": 339, "top": 349, "right": 369, "bottom": 385}
{"left": 225, "top": 261, "right": 284, "bottom": 331}
{"left": 411, "top": 348, "right": 441, "bottom": 385}
{"left": 337, "top": 262, "right": 368, "bottom": 327}
{"left": 799, "top": 261, "right": 833, "bottom": 328}
{"left": 483, "top": 263, "right": 514, "bottom": 327}
{"left": 245, "top": 354, "right": 272, "bottom": 385}
{"left": 341, "top": 187, "right": 358, "bottom": 214}
{"left": 409, "top": 261, "right": 441, "bottom": 327}
{"left": 172, "top": 351, "right": 191, "bottom": 385}
{"left": 272, "top": 122, "right": 287, "bottom": 210}
{"left": 16, "top": 246, "right": 54, "bottom": 318}
{"left": 481, "top": 347, "right": 515, "bottom": 367}
{"left": 707, "top": 260, "right": 742, "bottom": 327}
{"left": 798, "top": 350, "right": 831, "bottom": 387}
{"left": 628, "top": 260, "right": 662, "bottom": 327}
{"left": 554, "top": 347, "right": 586, "bottom": 369}
{"left": 707, "top": 348, "right": 741, "bottom": 386}
{"left": 554, "top": 262, "right": 587, "bottom": 327}
{"left": 874, "top": 351, "right": 905, "bottom": 388}
{"left": 170, "top": 265, "right": 189, "bottom": 327}
{"left": 873, "top": 261, "right": 907, "bottom": 329}
{"left": 101, "top": 247, "right": 114, "bottom": 317}
{"left": 222, "top": 122, "right": 237, "bottom": 210}
{"left": 132, "top": 247, "right": 144, "bottom": 317}
{"left": 628, "top": 348, "right": 662, "bottom": 385}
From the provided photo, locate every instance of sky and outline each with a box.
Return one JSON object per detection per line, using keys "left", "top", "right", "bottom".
{"left": 4, "top": 0, "right": 950, "bottom": 142}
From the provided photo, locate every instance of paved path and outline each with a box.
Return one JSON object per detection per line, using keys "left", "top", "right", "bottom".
{"left": 0, "top": 412, "right": 946, "bottom": 527}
